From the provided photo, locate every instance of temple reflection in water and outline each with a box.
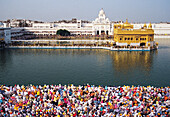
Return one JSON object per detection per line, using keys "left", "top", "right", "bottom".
{"left": 7, "top": 49, "right": 157, "bottom": 73}
{"left": 1, "top": 49, "right": 157, "bottom": 72}
{"left": 109, "top": 51, "right": 158, "bottom": 75}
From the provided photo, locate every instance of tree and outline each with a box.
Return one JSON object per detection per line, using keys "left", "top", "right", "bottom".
{"left": 56, "top": 29, "right": 70, "bottom": 36}
{"left": 19, "top": 21, "right": 29, "bottom": 27}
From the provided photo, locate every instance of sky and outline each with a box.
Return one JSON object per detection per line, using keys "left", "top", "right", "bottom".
{"left": 0, "top": 0, "right": 170, "bottom": 23}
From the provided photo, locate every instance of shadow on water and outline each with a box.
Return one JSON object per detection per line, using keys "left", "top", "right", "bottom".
{"left": 0, "top": 49, "right": 12, "bottom": 69}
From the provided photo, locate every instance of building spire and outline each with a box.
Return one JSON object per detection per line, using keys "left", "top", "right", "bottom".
{"left": 126, "top": 19, "right": 128, "bottom": 23}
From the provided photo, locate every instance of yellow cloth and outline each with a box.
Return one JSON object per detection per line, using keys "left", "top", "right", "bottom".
{"left": 37, "top": 91, "right": 40, "bottom": 95}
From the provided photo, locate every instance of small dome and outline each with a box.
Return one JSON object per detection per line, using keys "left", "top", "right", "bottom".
{"left": 143, "top": 23, "right": 147, "bottom": 28}
{"left": 123, "top": 19, "right": 133, "bottom": 29}
{"left": 99, "top": 8, "right": 105, "bottom": 15}
{"left": 117, "top": 19, "right": 133, "bottom": 29}
{"left": 148, "top": 23, "right": 152, "bottom": 28}
{"left": 124, "top": 19, "right": 130, "bottom": 26}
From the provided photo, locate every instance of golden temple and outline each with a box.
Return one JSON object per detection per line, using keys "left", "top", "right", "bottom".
{"left": 113, "top": 19, "right": 158, "bottom": 48}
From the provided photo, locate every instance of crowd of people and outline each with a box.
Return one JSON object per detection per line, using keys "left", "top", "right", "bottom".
{"left": 0, "top": 84, "right": 169, "bottom": 116}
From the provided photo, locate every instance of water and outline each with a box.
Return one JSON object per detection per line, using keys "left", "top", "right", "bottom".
{"left": 0, "top": 39, "right": 170, "bottom": 87}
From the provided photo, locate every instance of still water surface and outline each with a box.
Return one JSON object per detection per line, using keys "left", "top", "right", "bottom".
{"left": 0, "top": 39, "right": 170, "bottom": 86}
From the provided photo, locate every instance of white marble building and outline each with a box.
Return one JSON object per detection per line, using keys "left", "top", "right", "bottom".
{"left": 1, "top": 9, "right": 170, "bottom": 39}
{"left": 92, "top": 9, "right": 113, "bottom": 35}
{"left": 54, "top": 20, "right": 93, "bottom": 35}
{"left": 24, "top": 9, "right": 113, "bottom": 36}
{"left": 0, "top": 28, "right": 11, "bottom": 44}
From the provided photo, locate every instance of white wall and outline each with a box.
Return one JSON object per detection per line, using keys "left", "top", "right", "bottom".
{"left": 133, "top": 23, "right": 170, "bottom": 39}
{"left": 33, "top": 23, "right": 54, "bottom": 28}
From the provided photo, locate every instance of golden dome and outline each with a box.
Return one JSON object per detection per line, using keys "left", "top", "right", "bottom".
{"left": 148, "top": 22, "right": 152, "bottom": 28}
{"left": 143, "top": 23, "right": 147, "bottom": 28}
{"left": 123, "top": 19, "right": 133, "bottom": 29}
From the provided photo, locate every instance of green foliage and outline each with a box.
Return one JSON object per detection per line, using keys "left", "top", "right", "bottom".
{"left": 56, "top": 29, "right": 70, "bottom": 36}
{"left": 19, "top": 21, "right": 28, "bottom": 27}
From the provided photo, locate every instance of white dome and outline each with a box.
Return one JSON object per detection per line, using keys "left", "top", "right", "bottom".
{"left": 99, "top": 9, "right": 105, "bottom": 15}
{"left": 93, "top": 9, "right": 110, "bottom": 24}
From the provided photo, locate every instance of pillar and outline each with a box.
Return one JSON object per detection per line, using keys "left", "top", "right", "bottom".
{"left": 99, "top": 28, "right": 101, "bottom": 35}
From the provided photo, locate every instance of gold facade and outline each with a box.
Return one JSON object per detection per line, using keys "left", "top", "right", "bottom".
{"left": 114, "top": 19, "right": 154, "bottom": 46}
{"left": 0, "top": 38, "right": 4, "bottom": 41}
{"left": 110, "top": 51, "right": 157, "bottom": 73}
